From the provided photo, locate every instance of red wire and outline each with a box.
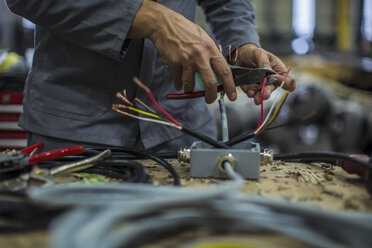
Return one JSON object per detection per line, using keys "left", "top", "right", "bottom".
{"left": 147, "top": 92, "right": 182, "bottom": 127}
{"left": 254, "top": 77, "right": 267, "bottom": 132}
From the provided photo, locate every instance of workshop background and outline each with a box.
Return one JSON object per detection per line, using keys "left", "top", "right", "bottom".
{"left": 1, "top": 0, "right": 371, "bottom": 154}
{"left": 0, "top": 1, "right": 372, "bottom": 248}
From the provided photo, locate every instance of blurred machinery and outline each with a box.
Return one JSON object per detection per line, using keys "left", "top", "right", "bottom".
{"left": 211, "top": 69, "right": 372, "bottom": 154}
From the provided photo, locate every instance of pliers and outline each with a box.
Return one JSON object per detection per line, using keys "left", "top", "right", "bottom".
{"left": 3, "top": 149, "right": 111, "bottom": 191}
{"left": 0, "top": 142, "right": 85, "bottom": 175}
{"left": 166, "top": 66, "right": 276, "bottom": 99}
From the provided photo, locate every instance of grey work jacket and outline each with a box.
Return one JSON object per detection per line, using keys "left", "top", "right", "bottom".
{"left": 6, "top": 0, "right": 260, "bottom": 149}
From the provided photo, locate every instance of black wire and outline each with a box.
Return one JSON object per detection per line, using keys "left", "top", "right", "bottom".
{"left": 224, "top": 114, "right": 317, "bottom": 146}
{"left": 224, "top": 123, "right": 296, "bottom": 146}
{"left": 82, "top": 160, "right": 151, "bottom": 183}
{"left": 181, "top": 126, "right": 229, "bottom": 149}
{"left": 274, "top": 152, "right": 372, "bottom": 171}
{"left": 85, "top": 148, "right": 181, "bottom": 186}
{"left": 0, "top": 190, "right": 66, "bottom": 232}
{"left": 225, "top": 132, "right": 255, "bottom": 146}
{"left": 36, "top": 148, "right": 180, "bottom": 185}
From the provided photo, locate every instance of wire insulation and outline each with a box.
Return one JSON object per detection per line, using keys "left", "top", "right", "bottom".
{"left": 253, "top": 77, "right": 267, "bottom": 132}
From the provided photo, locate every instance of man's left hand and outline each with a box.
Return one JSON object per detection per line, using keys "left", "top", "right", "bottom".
{"left": 234, "top": 44, "right": 296, "bottom": 105}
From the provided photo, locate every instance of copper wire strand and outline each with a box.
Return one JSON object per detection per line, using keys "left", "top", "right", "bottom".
{"left": 133, "top": 77, "right": 150, "bottom": 93}
{"left": 116, "top": 92, "right": 133, "bottom": 106}
{"left": 228, "top": 45, "right": 232, "bottom": 63}
{"left": 116, "top": 88, "right": 157, "bottom": 114}
{"left": 112, "top": 104, "right": 164, "bottom": 120}
{"left": 233, "top": 47, "right": 239, "bottom": 64}
{"left": 112, "top": 105, "right": 180, "bottom": 129}
{"left": 134, "top": 98, "right": 157, "bottom": 114}
{"left": 132, "top": 77, "right": 182, "bottom": 127}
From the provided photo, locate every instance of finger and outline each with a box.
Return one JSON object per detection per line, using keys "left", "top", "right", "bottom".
{"left": 253, "top": 84, "right": 275, "bottom": 105}
{"left": 254, "top": 91, "right": 261, "bottom": 105}
{"left": 263, "top": 84, "right": 276, "bottom": 100}
{"left": 265, "top": 54, "right": 296, "bottom": 91}
{"left": 254, "top": 49, "right": 272, "bottom": 69}
{"left": 196, "top": 60, "right": 217, "bottom": 104}
{"left": 272, "top": 74, "right": 296, "bottom": 92}
{"left": 241, "top": 84, "right": 260, "bottom": 98}
{"left": 172, "top": 66, "right": 182, "bottom": 91}
{"left": 210, "top": 54, "right": 236, "bottom": 101}
{"left": 247, "top": 89, "right": 256, "bottom": 98}
{"left": 182, "top": 65, "right": 195, "bottom": 93}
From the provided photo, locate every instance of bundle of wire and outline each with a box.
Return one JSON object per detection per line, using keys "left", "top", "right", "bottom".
{"left": 37, "top": 148, "right": 178, "bottom": 185}
{"left": 0, "top": 190, "right": 65, "bottom": 232}
{"left": 80, "top": 159, "right": 151, "bottom": 184}
{"left": 28, "top": 164, "right": 372, "bottom": 248}
{"left": 112, "top": 77, "right": 228, "bottom": 149}
{"left": 226, "top": 74, "right": 290, "bottom": 146}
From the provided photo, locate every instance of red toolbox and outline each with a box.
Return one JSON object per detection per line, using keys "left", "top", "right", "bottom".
{"left": 0, "top": 91, "right": 26, "bottom": 150}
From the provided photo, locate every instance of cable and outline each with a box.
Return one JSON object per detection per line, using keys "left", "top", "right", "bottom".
{"left": 36, "top": 148, "right": 179, "bottom": 185}
{"left": 127, "top": 105, "right": 164, "bottom": 120}
{"left": 113, "top": 78, "right": 229, "bottom": 149}
{"left": 28, "top": 172, "right": 372, "bottom": 248}
{"left": 225, "top": 110, "right": 318, "bottom": 147}
{"left": 133, "top": 77, "right": 181, "bottom": 127}
{"left": 82, "top": 159, "right": 151, "bottom": 183}
{"left": 85, "top": 147, "right": 181, "bottom": 186}
{"left": 181, "top": 126, "right": 229, "bottom": 149}
{"left": 273, "top": 152, "right": 372, "bottom": 171}
{"left": 0, "top": 190, "right": 65, "bottom": 232}
{"left": 253, "top": 67, "right": 291, "bottom": 134}
{"left": 253, "top": 77, "right": 267, "bottom": 132}
{"left": 267, "top": 90, "right": 289, "bottom": 126}
{"left": 274, "top": 152, "right": 372, "bottom": 194}
{"left": 218, "top": 91, "right": 229, "bottom": 142}
{"left": 134, "top": 97, "right": 157, "bottom": 113}
{"left": 113, "top": 106, "right": 228, "bottom": 148}
{"left": 254, "top": 81, "right": 285, "bottom": 134}
{"left": 112, "top": 105, "right": 180, "bottom": 129}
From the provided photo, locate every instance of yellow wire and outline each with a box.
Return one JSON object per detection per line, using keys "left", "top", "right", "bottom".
{"left": 268, "top": 90, "right": 289, "bottom": 125}
{"left": 127, "top": 106, "right": 164, "bottom": 120}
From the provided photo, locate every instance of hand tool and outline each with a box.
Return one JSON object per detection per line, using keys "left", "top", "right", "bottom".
{"left": 166, "top": 66, "right": 276, "bottom": 99}
{"left": 3, "top": 149, "right": 111, "bottom": 191}
{"left": 0, "top": 145, "right": 85, "bottom": 174}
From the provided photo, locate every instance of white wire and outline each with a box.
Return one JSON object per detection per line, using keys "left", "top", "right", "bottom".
{"left": 125, "top": 113, "right": 181, "bottom": 130}
{"left": 254, "top": 81, "right": 285, "bottom": 134}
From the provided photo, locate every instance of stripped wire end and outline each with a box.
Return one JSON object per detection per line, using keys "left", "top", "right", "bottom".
{"left": 228, "top": 45, "right": 232, "bottom": 63}
{"left": 218, "top": 44, "right": 223, "bottom": 53}
{"left": 132, "top": 77, "right": 182, "bottom": 127}
{"left": 134, "top": 98, "right": 156, "bottom": 114}
{"left": 116, "top": 92, "right": 133, "bottom": 106}
{"left": 112, "top": 104, "right": 130, "bottom": 116}
{"left": 233, "top": 47, "right": 239, "bottom": 64}
{"left": 133, "top": 77, "right": 150, "bottom": 93}
{"left": 253, "top": 66, "right": 292, "bottom": 135}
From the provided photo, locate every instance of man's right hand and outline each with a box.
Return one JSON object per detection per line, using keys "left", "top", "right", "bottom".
{"left": 127, "top": 0, "right": 236, "bottom": 104}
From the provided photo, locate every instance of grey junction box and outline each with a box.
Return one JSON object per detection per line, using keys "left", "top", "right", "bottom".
{"left": 189, "top": 141, "right": 260, "bottom": 179}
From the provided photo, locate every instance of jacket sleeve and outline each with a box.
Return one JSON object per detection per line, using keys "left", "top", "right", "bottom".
{"left": 6, "top": 0, "right": 143, "bottom": 61}
{"left": 198, "top": 0, "right": 260, "bottom": 55}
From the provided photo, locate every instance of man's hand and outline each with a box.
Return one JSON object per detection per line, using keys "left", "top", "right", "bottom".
{"left": 127, "top": 0, "right": 236, "bottom": 104}
{"left": 235, "top": 44, "right": 296, "bottom": 105}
